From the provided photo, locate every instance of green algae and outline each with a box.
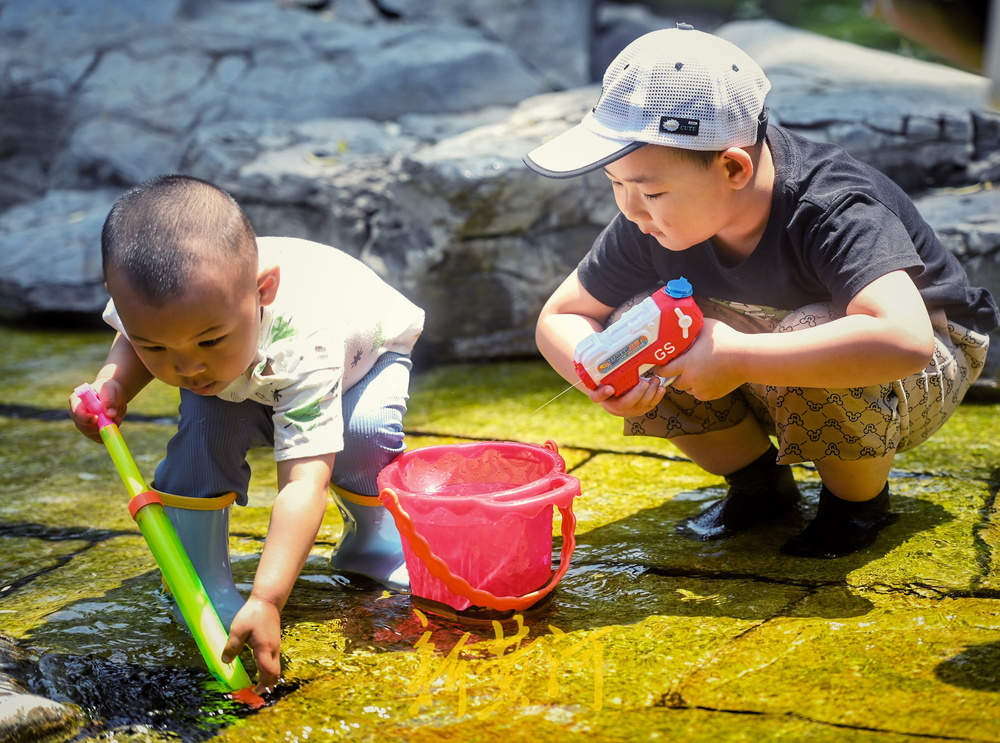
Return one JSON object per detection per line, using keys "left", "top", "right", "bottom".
{"left": 894, "top": 401, "right": 1000, "bottom": 479}
{"left": 569, "top": 453, "right": 727, "bottom": 534}
{"left": 0, "top": 419, "right": 169, "bottom": 532}
{"left": 0, "top": 326, "right": 180, "bottom": 418}
{"left": 0, "top": 535, "right": 91, "bottom": 588}
{"left": 218, "top": 605, "right": 940, "bottom": 743}
{"left": 977, "top": 491, "right": 1000, "bottom": 592}
{"left": 0, "top": 327, "right": 112, "bottom": 408}
{"left": 1, "top": 534, "right": 164, "bottom": 645}
{"left": 682, "top": 589, "right": 1000, "bottom": 739}
{"left": 844, "top": 477, "right": 991, "bottom": 594}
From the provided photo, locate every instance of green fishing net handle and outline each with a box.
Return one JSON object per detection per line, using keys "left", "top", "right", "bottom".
{"left": 79, "top": 386, "right": 253, "bottom": 691}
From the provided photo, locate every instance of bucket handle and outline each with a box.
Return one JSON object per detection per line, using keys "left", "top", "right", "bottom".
{"left": 379, "top": 475, "right": 578, "bottom": 612}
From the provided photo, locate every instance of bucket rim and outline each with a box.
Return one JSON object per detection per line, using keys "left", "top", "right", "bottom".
{"left": 376, "top": 440, "right": 570, "bottom": 506}
{"left": 381, "top": 470, "right": 579, "bottom": 514}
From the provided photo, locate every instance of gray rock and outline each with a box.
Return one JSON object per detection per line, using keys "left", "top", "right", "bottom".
{"left": 0, "top": 634, "right": 81, "bottom": 743}
{"left": 592, "top": 2, "right": 728, "bottom": 79}
{"left": 0, "top": 692, "right": 80, "bottom": 743}
{"left": 0, "top": 190, "right": 118, "bottom": 316}
{"left": 374, "top": 0, "right": 595, "bottom": 88}
{"left": 180, "top": 117, "right": 421, "bottom": 251}
{"left": 1, "top": 15, "right": 998, "bottom": 379}
{"left": 0, "top": 0, "right": 550, "bottom": 206}
{"left": 914, "top": 186, "right": 1000, "bottom": 388}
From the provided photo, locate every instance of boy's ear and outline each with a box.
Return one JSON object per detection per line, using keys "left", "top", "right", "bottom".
{"left": 257, "top": 265, "right": 280, "bottom": 306}
{"left": 721, "top": 147, "right": 754, "bottom": 189}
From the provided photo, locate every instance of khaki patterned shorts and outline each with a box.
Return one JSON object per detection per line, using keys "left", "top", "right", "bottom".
{"left": 620, "top": 295, "right": 989, "bottom": 465}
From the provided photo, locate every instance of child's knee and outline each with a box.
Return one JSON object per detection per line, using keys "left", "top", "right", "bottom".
{"left": 335, "top": 414, "right": 406, "bottom": 489}
{"left": 762, "top": 383, "right": 901, "bottom": 464}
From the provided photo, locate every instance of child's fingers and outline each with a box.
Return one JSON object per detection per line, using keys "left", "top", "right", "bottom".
{"left": 602, "top": 376, "right": 662, "bottom": 417}
{"left": 253, "top": 648, "right": 281, "bottom": 692}
{"left": 68, "top": 394, "right": 102, "bottom": 441}
{"left": 654, "top": 359, "right": 681, "bottom": 381}
{"left": 221, "top": 629, "right": 248, "bottom": 665}
{"left": 93, "top": 383, "right": 123, "bottom": 421}
{"left": 637, "top": 376, "right": 666, "bottom": 408}
{"left": 585, "top": 384, "right": 615, "bottom": 403}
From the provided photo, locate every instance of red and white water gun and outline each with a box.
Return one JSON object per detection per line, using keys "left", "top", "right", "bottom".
{"left": 573, "top": 277, "right": 703, "bottom": 396}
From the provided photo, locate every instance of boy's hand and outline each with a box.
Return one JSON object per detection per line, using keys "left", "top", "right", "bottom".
{"left": 227, "top": 456, "right": 329, "bottom": 693}
{"left": 587, "top": 374, "right": 669, "bottom": 418}
{"left": 656, "top": 318, "right": 745, "bottom": 401}
{"left": 69, "top": 379, "right": 127, "bottom": 442}
{"left": 222, "top": 595, "right": 282, "bottom": 692}
{"left": 588, "top": 318, "right": 747, "bottom": 413}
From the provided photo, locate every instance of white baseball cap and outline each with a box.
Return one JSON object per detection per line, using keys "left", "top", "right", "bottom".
{"left": 524, "top": 24, "right": 771, "bottom": 179}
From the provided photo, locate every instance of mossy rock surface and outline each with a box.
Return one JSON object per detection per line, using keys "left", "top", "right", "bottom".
{"left": 1, "top": 330, "right": 999, "bottom": 741}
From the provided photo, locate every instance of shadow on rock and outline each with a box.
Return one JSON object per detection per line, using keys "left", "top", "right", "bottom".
{"left": 546, "top": 484, "right": 952, "bottom": 628}
{"left": 935, "top": 640, "right": 1000, "bottom": 691}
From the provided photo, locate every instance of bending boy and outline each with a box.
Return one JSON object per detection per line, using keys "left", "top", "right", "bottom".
{"left": 69, "top": 175, "right": 423, "bottom": 688}
{"left": 526, "top": 26, "right": 998, "bottom": 558}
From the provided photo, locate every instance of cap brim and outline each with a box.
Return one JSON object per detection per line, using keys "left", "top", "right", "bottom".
{"left": 523, "top": 123, "right": 644, "bottom": 179}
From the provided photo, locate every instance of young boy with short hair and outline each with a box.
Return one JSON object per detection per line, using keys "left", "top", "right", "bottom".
{"left": 69, "top": 175, "right": 423, "bottom": 689}
{"left": 525, "top": 25, "right": 998, "bottom": 558}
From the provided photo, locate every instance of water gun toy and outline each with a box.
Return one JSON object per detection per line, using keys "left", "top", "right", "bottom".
{"left": 573, "top": 277, "right": 703, "bottom": 396}
{"left": 74, "top": 384, "right": 260, "bottom": 703}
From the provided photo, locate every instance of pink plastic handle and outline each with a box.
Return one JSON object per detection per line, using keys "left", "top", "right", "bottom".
{"left": 74, "top": 384, "right": 113, "bottom": 429}
{"left": 380, "top": 472, "right": 578, "bottom": 612}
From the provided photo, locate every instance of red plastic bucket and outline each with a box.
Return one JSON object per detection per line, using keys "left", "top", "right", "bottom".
{"left": 378, "top": 440, "right": 580, "bottom": 611}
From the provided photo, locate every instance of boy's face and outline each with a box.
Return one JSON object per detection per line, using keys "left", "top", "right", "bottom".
{"left": 603, "top": 145, "right": 738, "bottom": 252}
{"left": 108, "top": 258, "right": 279, "bottom": 396}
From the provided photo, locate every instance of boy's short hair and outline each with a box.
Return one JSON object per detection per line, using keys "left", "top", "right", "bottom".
{"left": 101, "top": 175, "right": 257, "bottom": 303}
{"left": 524, "top": 25, "right": 770, "bottom": 178}
{"left": 671, "top": 139, "right": 764, "bottom": 169}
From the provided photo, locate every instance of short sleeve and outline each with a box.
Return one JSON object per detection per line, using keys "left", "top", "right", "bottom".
{"left": 577, "top": 214, "right": 660, "bottom": 307}
{"left": 808, "top": 194, "right": 924, "bottom": 312}
{"left": 102, "top": 298, "right": 128, "bottom": 337}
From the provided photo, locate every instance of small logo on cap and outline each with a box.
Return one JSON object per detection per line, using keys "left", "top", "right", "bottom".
{"left": 659, "top": 117, "right": 700, "bottom": 136}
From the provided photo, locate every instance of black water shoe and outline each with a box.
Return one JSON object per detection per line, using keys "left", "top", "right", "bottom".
{"left": 676, "top": 445, "right": 801, "bottom": 540}
{"left": 780, "top": 483, "right": 896, "bottom": 558}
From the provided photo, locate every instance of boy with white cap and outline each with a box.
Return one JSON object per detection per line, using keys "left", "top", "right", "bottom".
{"left": 525, "top": 25, "right": 998, "bottom": 557}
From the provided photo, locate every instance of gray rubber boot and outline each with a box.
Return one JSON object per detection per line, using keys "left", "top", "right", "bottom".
{"left": 330, "top": 488, "right": 408, "bottom": 592}
{"left": 164, "top": 504, "right": 246, "bottom": 630}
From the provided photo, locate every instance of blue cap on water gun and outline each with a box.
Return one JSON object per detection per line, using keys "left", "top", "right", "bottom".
{"left": 664, "top": 276, "right": 693, "bottom": 299}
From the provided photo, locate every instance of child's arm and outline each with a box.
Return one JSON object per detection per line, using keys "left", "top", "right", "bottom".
{"left": 69, "top": 332, "right": 153, "bottom": 442}
{"left": 221, "top": 452, "right": 333, "bottom": 691}
{"left": 656, "top": 270, "right": 935, "bottom": 400}
{"left": 536, "top": 270, "right": 672, "bottom": 418}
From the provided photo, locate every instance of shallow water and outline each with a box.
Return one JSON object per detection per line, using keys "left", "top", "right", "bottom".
{"left": 2, "top": 325, "right": 1000, "bottom": 741}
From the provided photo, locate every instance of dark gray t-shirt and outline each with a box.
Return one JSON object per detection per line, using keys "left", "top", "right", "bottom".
{"left": 577, "top": 124, "right": 999, "bottom": 334}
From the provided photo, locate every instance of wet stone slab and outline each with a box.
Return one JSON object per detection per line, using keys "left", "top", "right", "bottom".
{"left": 682, "top": 591, "right": 1000, "bottom": 739}
{"left": 0, "top": 330, "right": 998, "bottom": 740}
{"left": 0, "top": 535, "right": 91, "bottom": 592}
